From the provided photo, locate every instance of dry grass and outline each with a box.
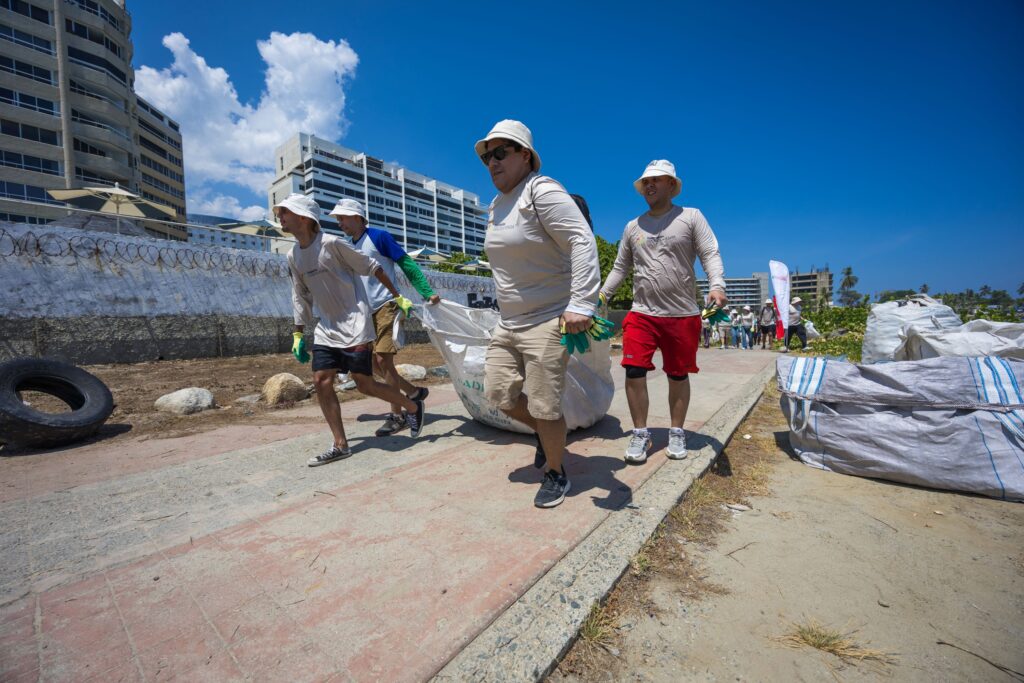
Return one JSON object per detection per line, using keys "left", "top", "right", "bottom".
{"left": 551, "top": 384, "right": 787, "bottom": 680}
{"left": 578, "top": 601, "right": 618, "bottom": 648}
{"left": 777, "top": 617, "right": 898, "bottom": 671}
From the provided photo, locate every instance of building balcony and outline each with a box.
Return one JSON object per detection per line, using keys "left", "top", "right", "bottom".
{"left": 66, "top": 61, "right": 130, "bottom": 99}
{"left": 74, "top": 153, "right": 131, "bottom": 182}
{"left": 70, "top": 119, "right": 132, "bottom": 153}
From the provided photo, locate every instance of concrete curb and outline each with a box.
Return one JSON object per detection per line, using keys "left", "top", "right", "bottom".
{"left": 433, "top": 362, "right": 777, "bottom": 682}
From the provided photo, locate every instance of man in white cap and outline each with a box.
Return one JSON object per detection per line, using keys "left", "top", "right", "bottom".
{"left": 785, "top": 296, "right": 807, "bottom": 351}
{"left": 600, "top": 160, "right": 727, "bottom": 464}
{"left": 758, "top": 297, "right": 777, "bottom": 349}
{"left": 330, "top": 198, "right": 440, "bottom": 436}
{"left": 475, "top": 119, "right": 601, "bottom": 508}
{"left": 741, "top": 305, "right": 755, "bottom": 350}
{"left": 274, "top": 193, "right": 426, "bottom": 467}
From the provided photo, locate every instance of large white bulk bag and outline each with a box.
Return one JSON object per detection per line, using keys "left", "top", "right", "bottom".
{"left": 894, "top": 319, "right": 1024, "bottom": 361}
{"left": 416, "top": 301, "right": 614, "bottom": 433}
{"left": 778, "top": 355, "right": 1024, "bottom": 501}
{"left": 862, "top": 294, "right": 962, "bottom": 364}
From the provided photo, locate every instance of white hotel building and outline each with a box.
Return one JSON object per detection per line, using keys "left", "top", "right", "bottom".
{"left": 268, "top": 133, "right": 487, "bottom": 256}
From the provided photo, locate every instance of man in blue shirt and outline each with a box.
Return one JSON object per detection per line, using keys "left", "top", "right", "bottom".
{"left": 330, "top": 199, "right": 440, "bottom": 436}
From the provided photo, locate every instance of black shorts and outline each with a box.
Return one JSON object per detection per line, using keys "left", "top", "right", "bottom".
{"left": 311, "top": 344, "right": 373, "bottom": 375}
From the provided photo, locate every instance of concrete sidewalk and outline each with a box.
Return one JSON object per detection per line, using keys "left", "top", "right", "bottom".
{"left": 0, "top": 348, "right": 776, "bottom": 682}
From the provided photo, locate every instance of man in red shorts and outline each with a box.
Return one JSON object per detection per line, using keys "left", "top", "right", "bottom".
{"left": 600, "top": 160, "right": 728, "bottom": 463}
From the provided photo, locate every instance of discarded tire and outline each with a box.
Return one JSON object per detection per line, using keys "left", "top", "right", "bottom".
{"left": 0, "top": 357, "right": 114, "bottom": 449}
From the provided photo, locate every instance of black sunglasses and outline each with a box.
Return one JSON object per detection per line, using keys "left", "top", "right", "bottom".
{"left": 480, "top": 143, "right": 518, "bottom": 165}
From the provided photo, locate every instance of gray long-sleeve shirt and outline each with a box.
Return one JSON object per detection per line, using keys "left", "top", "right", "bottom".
{"left": 288, "top": 232, "right": 381, "bottom": 349}
{"left": 485, "top": 173, "right": 601, "bottom": 330}
{"left": 601, "top": 205, "right": 726, "bottom": 318}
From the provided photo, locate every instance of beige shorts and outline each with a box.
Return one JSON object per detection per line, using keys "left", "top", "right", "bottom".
{"left": 372, "top": 301, "right": 399, "bottom": 355}
{"left": 484, "top": 317, "right": 568, "bottom": 421}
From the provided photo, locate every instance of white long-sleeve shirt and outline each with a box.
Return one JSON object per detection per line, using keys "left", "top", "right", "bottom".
{"left": 288, "top": 232, "right": 381, "bottom": 349}
{"left": 601, "top": 205, "right": 725, "bottom": 318}
{"left": 485, "top": 173, "right": 601, "bottom": 330}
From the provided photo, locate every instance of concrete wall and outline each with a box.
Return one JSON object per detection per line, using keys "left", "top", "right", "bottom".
{"left": 0, "top": 223, "right": 486, "bottom": 365}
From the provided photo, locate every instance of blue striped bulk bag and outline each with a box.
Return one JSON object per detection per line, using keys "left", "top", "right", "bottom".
{"left": 777, "top": 355, "right": 1024, "bottom": 501}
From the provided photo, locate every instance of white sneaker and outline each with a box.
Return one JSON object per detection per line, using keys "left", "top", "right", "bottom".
{"left": 667, "top": 430, "right": 687, "bottom": 460}
{"left": 624, "top": 432, "right": 652, "bottom": 463}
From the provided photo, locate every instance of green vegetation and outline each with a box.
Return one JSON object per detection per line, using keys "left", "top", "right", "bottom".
{"left": 596, "top": 235, "right": 632, "bottom": 308}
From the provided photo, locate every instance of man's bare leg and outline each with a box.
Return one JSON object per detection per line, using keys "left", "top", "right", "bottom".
{"left": 625, "top": 377, "right": 650, "bottom": 429}
{"left": 313, "top": 369, "right": 348, "bottom": 449}
{"left": 351, "top": 372, "right": 417, "bottom": 413}
{"left": 376, "top": 352, "right": 421, "bottom": 415}
{"left": 668, "top": 377, "right": 691, "bottom": 429}
{"left": 501, "top": 394, "right": 566, "bottom": 474}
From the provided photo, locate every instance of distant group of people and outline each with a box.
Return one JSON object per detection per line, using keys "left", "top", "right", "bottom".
{"left": 700, "top": 296, "right": 807, "bottom": 351}
{"left": 275, "top": 118, "right": 729, "bottom": 509}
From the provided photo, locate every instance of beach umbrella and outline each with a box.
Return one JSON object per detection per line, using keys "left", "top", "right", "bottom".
{"left": 407, "top": 247, "right": 449, "bottom": 262}
{"left": 457, "top": 258, "right": 491, "bottom": 273}
{"left": 47, "top": 183, "right": 176, "bottom": 234}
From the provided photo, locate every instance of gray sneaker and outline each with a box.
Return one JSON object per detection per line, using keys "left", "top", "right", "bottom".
{"left": 667, "top": 430, "right": 687, "bottom": 460}
{"left": 534, "top": 469, "right": 571, "bottom": 508}
{"left": 375, "top": 413, "right": 407, "bottom": 436}
{"left": 624, "top": 432, "right": 652, "bottom": 464}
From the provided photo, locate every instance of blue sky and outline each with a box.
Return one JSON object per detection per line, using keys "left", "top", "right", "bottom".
{"left": 128, "top": 1, "right": 1023, "bottom": 299}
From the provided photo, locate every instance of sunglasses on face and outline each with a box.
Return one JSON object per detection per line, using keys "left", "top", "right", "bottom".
{"left": 480, "top": 143, "right": 518, "bottom": 165}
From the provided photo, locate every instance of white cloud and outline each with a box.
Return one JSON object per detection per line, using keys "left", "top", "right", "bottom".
{"left": 135, "top": 31, "right": 358, "bottom": 201}
{"left": 189, "top": 192, "right": 268, "bottom": 222}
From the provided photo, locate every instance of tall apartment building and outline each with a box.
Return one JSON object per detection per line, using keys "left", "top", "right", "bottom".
{"left": 0, "top": 0, "right": 186, "bottom": 238}
{"left": 699, "top": 269, "right": 834, "bottom": 308}
{"left": 269, "top": 133, "right": 487, "bottom": 255}
{"left": 697, "top": 273, "right": 770, "bottom": 308}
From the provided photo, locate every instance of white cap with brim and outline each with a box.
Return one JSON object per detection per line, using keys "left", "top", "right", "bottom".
{"left": 634, "top": 159, "right": 682, "bottom": 197}
{"left": 792, "top": 297, "right": 803, "bottom": 304}
{"left": 329, "top": 198, "right": 366, "bottom": 220}
{"left": 474, "top": 119, "right": 541, "bottom": 171}
{"left": 765, "top": 298, "right": 773, "bottom": 304}
{"left": 272, "top": 193, "right": 321, "bottom": 227}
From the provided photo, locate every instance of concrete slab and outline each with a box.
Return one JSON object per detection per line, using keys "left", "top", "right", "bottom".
{"left": 0, "top": 348, "right": 776, "bottom": 682}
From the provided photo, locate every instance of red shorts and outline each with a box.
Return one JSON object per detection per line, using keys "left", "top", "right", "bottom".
{"left": 621, "top": 311, "right": 701, "bottom": 376}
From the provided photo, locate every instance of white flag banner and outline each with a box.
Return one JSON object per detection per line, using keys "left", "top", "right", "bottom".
{"left": 769, "top": 260, "right": 791, "bottom": 339}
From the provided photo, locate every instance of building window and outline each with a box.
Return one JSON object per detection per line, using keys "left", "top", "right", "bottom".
{"left": 65, "top": 0, "right": 121, "bottom": 33}
{"left": 0, "top": 0, "right": 50, "bottom": 24}
{"left": 0, "top": 23, "right": 53, "bottom": 54}
{"left": 0, "top": 118, "right": 60, "bottom": 145}
{"left": 64, "top": 19, "right": 122, "bottom": 58}
{"left": 0, "top": 181, "right": 61, "bottom": 203}
{"left": 73, "top": 138, "right": 107, "bottom": 157}
{"left": 69, "top": 79, "right": 126, "bottom": 112}
{"left": 0, "top": 55, "right": 52, "bottom": 85}
{"left": 0, "top": 87, "right": 57, "bottom": 115}
{"left": 0, "top": 149, "right": 60, "bottom": 175}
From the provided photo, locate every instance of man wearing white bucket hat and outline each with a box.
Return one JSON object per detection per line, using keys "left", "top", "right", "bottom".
{"left": 600, "top": 159, "right": 727, "bottom": 464}
{"left": 275, "top": 193, "right": 427, "bottom": 467}
{"left": 758, "top": 297, "right": 777, "bottom": 349}
{"left": 475, "top": 119, "right": 601, "bottom": 508}
{"left": 785, "top": 296, "right": 807, "bottom": 351}
{"left": 330, "top": 198, "right": 439, "bottom": 437}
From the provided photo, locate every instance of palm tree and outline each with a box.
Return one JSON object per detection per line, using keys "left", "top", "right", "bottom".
{"left": 1018, "top": 282, "right": 1023, "bottom": 296}
{"left": 920, "top": 283, "right": 929, "bottom": 293}
{"left": 980, "top": 284, "right": 992, "bottom": 299}
{"left": 840, "top": 266, "right": 858, "bottom": 291}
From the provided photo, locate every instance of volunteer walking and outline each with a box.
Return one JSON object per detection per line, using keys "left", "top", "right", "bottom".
{"left": 600, "top": 160, "right": 727, "bottom": 463}
{"left": 276, "top": 194, "right": 426, "bottom": 467}
{"left": 475, "top": 120, "right": 601, "bottom": 508}
{"left": 330, "top": 198, "right": 439, "bottom": 437}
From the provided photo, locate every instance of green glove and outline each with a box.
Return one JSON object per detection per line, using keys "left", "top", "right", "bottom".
{"left": 560, "top": 320, "right": 592, "bottom": 355}
{"left": 586, "top": 315, "right": 616, "bottom": 341}
{"left": 291, "top": 331, "right": 309, "bottom": 363}
{"left": 394, "top": 295, "right": 413, "bottom": 319}
{"left": 701, "top": 304, "right": 730, "bottom": 325}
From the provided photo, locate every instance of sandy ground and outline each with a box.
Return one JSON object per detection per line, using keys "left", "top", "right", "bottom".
{"left": 4, "top": 343, "right": 446, "bottom": 451}
{"left": 552, "top": 387, "right": 1024, "bottom": 682}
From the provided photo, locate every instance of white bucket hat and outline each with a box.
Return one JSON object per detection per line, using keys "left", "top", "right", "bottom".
{"left": 474, "top": 119, "right": 541, "bottom": 171}
{"left": 329, "top": 198, "right": 366, "bottom": 220}
{"left": 791, "top": 296, "right": 803, "bottom": 304}
{"left": 634, "top": 159, "right": 682, "bottom": 197}
{"left": 765, "top": 298, "right": 773, "bottom": 304}
{"left": 743, "top": 305, "right": 751, "bottom": 311}
{"left": 272, "top": 193, "right": 321, "bottom": 226}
